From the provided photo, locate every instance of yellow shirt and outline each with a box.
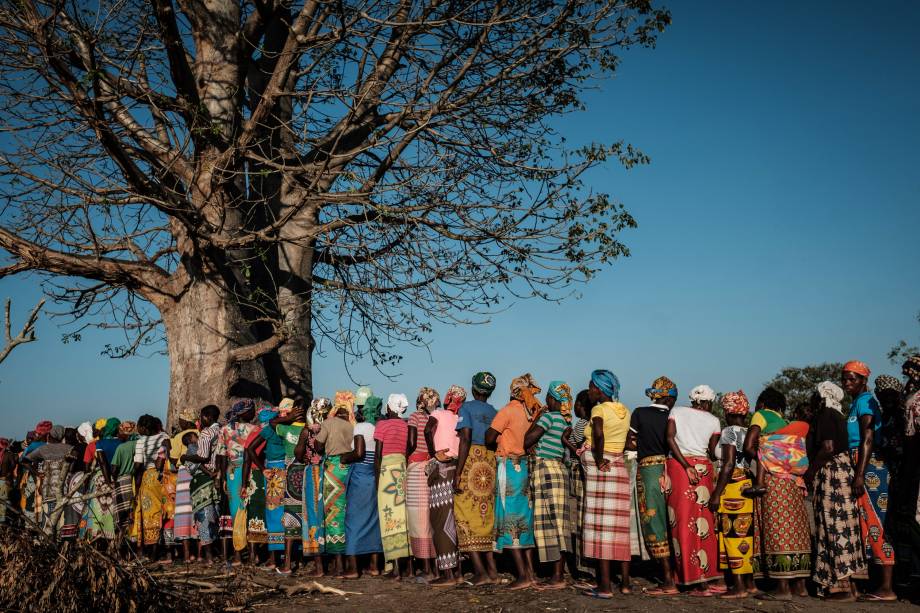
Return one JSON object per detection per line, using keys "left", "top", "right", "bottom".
{"left": 588, "top": 401, "right": 630, "bottom": 453}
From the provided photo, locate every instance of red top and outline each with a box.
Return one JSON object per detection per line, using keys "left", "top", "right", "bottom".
{"left": 407, "top": 411, "right": 431, "bottom": 462}
{"left": 374, "top": 418, "right": 409, "bottom": 457}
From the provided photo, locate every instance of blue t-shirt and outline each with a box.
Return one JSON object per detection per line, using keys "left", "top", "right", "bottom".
{"left": 847, "top": 391, "right": 883, "bottom": 449}
{"left": 259, "top": 425, "right": 287, "bottom": 461}
{"left": 456, "top": 400, "right": 497, "bottom": 446}
{"left": 96, "top": 438, "right": 122, "bottom": 464}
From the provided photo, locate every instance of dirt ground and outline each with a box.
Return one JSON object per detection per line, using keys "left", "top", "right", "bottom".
{"left": 187, "top": 565, "right": 917, "bottom": 612}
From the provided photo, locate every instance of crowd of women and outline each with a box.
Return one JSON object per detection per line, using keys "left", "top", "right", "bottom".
{"left": 1, "top": 357, "right": 919, "bottom": 602}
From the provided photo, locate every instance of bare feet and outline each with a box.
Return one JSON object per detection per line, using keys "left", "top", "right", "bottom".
{"left": 536, "top": 580, "right": 567, "bottom": 591}
{"left": 719, "top": 590, "right": 748, "bottom": 599}
{"left": 341, "top": 572, "right": 360, "bottom": 579}
{"left": 429, "top": 576, "right": 461, "bottom": 587}
{"left": 508, "top": 577, "right": 534, "bottom": 591}
{"left": 470, "top": 574, "right": 495, "bottom": 587}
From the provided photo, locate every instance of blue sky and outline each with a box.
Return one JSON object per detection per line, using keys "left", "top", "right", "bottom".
{"left": 1, "top": 1, "right": 918, "bottom": 437}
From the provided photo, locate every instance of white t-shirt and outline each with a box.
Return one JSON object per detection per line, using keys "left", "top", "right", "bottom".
{"left": 668, "top": 405, "right": 720, "bottom": 458}
{"left": 353, "top": 422, "right": 375, "bottom": 463}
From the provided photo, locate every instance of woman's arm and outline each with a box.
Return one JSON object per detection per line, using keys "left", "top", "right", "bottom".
{"left": 484, "top": 427, "right": 499, "bottom": 452}
{"left": 804, "top": 440, "right": 835, "bottom": 489}
{"left": 424, "top": 417, "right": 438, "bottom": 456}
{"left": 742, "top": 425, "right": 761, "bottom": 461}
{"left": 853, "top": 414, "right": 874, "bottom": 497}
{"left": 591, "top": 417, "right": 607, "bottom": 470}
{"left": 523, "top": 422, "right": 546, "bottom": 452}
{"left": 407, "top": 425, "right": 418, "bottom": 457}
{"left": 707, "top": 433, "right": 720, "bottom": 462}
{"left": 454, "top": 429, "right": 472, "bottom": 492}
{"left": 561, "top": 427, "right": 578, "bottom": 455}
{"left": 340, "top": 436, "right": 365, "bottom": 464}
{"left": 666, "top": 419, "right": 699, "bottom": 484}
{"left": 708, "top": 444, "right": 735, "bottom": 512}
{"left": 374, "top": 440, "right": 384, "bottom": 490}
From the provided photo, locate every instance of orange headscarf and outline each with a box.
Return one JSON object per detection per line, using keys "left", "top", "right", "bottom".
{"left": 843, "top": 360, "right": 871, "bottom": 378}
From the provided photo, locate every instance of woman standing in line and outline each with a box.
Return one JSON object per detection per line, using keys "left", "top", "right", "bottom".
{"left": 374, "top": 393, "right": 411, "bottom": 578}
{"left": 295, "top": 397, "right": 331, "bottom": 576}
{"left": 343, "top": 395, "right": 384, "bottom": 578}
{"left": 406, "top": 387, "right": 438, "bottom": 579}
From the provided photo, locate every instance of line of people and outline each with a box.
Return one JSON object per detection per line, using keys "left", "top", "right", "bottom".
{"left": 1, "top": 358, "right": 918, "bottom": 602}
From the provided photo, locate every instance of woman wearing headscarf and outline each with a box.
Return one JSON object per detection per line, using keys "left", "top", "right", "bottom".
{"left": 803, "top": 381, "right": 865, "bottom": 601}
{"left": 374, "top": 393, "right": 411, "bottom": 576}
{"left": 20, "top": 420, "right": 51, "bottom": 525}
{"left": 406, "top": 386, "right": 438, "bottom": 577}
{"left": 295, "top": 397, "right": 331, "bottom": 575}
{"left": 243, "top": 406, "right": 287, "bottom": 569}
{"left": 216, "top": 399, "right": 258, "bottom": 566}
{"left": 708, "top": 390, "right": 756, "bottom": 599}
{"left": 629, "top": 376, "right": 678, "bottom": 595}
{"left": 892, "top": 356, "right": 920, "bottom": 584}
{"left": 342, "top": 395, "right": 383, "bottom": 578}
{"left": 22, "top": 425, "right": 75, "bottom": 536}
{"left": 81, "top": 418, "right": 122, "bottom": 541}
{"left": 272, "top": 398, "right": 309, "bottom": 574}
{"left": 486, "top": 373, "right": 540, "bottom": 591}
{"left": 130, "top": 415, "right": 168, "bottom": 556}
{"left": 581, "top": 369, "right": 632, "bottom": 599}
{"left": 743, "top": 387, "right": 811, "bottom": 599}
{"left": 562, "top": 389, "right": 593, "bottom": 580}
{"left": 425, "top": 385, "right": 465, "bottom": 586}
{"left": 524, "top": 380, "right": 572, "bottom": 589}
{"left": 316, "top": 393, "right": 356, "bottom": 576}
{"left": 665, "top": 385, "right": 722, "bottom": 595}
{"left": 109, "top": 420, "right": 138, "bottom": 533}
{"left": 453, "top": 372, "right": 499, "bottom": 586}
{"left": 840, "top": 361, "right": 896, "bottom": 600}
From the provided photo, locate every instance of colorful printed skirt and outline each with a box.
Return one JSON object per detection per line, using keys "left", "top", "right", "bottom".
{"left": 406, "top": 460, "right": 435, "bottom": 558}
{"left": 60, "top": 472, "right": 86, "bottom": 539}
{"left": 583, "top": 452, "right": 631, "bottom": 562}
{"left": 131, "top": 468, "right": 165, "bottom": 545}
{"left": 173, "top": 467, "right": 196, "bottom": 541}
{"left": 81, "top": 470, "right": 115, "bottom": 540}
{"left": 494, "top": 456, "right": 534, "bottom": 551}
{"left": 283, "top": 460, "right": 306, "bottom": 541}
{"left": 454, "top": 444, "right": 495, "bottom": 552}
{"left": 346, "top": 461, "right": 383, "bottom": 556}
{"left": 531, "top": 457, "right": 570, "bottom": 563}
{"left": 160, "top": 470, "right": 177, "bottom": 545}
{"left": 851, "top": 450, "right": 895, "bottom": 569}
{"left": 666, "top": 456, "right": 720, "bottom": 585}
{"left": 302, "top": 463, "right": 325, "bottom": 554}
{"left": 190, "top": 471, "right": 219, "bottom": 546}
{"left": 567, "top": 460, "right": 593, "bottom": 575}
{"left": 264, "top": 459, "right": 287, "bottom": 551}
{"left": 378, "top": 453, "right": 410, "bottom": 565}
{"left": 814, "top": 453, "right": 866, "bottom": 593}
{"left": 246, "top": 468, "right": 268, "bottom": 543}
{"left": 716, "top": 468, "right": 754, "bottom": 575}
{"left": 323, "top": 455, "right": 351, "bottom": 555}
{"left": 636, "top": 455, "right": 670, "bottom": 559}
{"left": 427, "top": 459, "right": 459, "bottom": 569}
{"left": 752, "top": 470, "right": 812, "bottom": 579}
{"left": 112, "top": 474, "right": 134, "bottom": 530}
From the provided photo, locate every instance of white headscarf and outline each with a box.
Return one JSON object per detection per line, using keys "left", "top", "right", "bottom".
{"left": 689, "top": 385, "right": 716, "bottom": 403}
{"left": 77, "top": 422, "right": 94, "bottom": 444}
{"left": 386, "top": 393, "right": 409, "bottom": 417}
{"left": 817, "top": 381, "right": 845, "bottom": 414}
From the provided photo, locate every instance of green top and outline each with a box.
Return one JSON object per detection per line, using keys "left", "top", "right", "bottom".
{"left": 110, "top": 439, "right": 137, "bottom": 476}
{"left": 534, "top": 411, "right": 568, "bottom": 459}
{"left": 276, "top": 423, "right": 305, "bottom": 460}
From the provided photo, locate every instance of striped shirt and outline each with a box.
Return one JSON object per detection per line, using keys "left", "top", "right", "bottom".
{"left": 133, "top": 432, "right": 167, "bottom": 469}
{"left": 353, "top": 422, "right": 376, "bottom": 464}
{"left": 534, "top": 411, "right": 568, "bottom": 459}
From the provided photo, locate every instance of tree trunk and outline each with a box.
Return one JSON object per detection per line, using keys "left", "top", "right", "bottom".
{"left": 160, "top": 277, "right": 271, "bottom": 428}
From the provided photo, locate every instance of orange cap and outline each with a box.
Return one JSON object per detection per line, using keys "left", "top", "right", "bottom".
{"left": 843, "top": 360, "right": 871, "bottom": 378}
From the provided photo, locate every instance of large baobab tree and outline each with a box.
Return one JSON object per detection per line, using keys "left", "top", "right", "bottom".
{"left": 0, "top": 0, "right": 669, "bottom": 424}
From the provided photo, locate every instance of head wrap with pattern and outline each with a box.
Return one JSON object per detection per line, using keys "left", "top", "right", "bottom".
{"left": 689, "top": 385, "right": 716, "bottom": 404}
{"left": 118, "top": 420, "right": 136, "bottom": 436}
{"left": 101, "top": 417, "right": 121, "bottom": 439}
{"left": 49, "top": 425, "right": 65, "bottom": 441}
{"left": 362, "top": 396, "right": 382, "bottom": 425}
{"left": 226, "top": 399, "right": 255, "bottom": 424}
{"left": 416, "top": 387, "right": 441, "bottom": 413}
{"left": 308, "top": 397, "right": 332, "bottom": 425}
{"left": 387, "top": 393, "right": 410, "bottom": 417}
{"left": 721, "top": 390, "right": 750, "bottom": 415}
{"left": 843, "top": 360, "right": 871, "bottom": 378}
{"left": 903, "top": 355, "right": 920, "bottom": 380}
{"left": 258, "top": 408, "right": 278, "bottom": 424}
{"left": 817, "top": 381, "right": 845, "bottom": 414}
{"left": 472, "top": 372, "right": 496, "bottom": 395}
{"left": 35, "top": 421, "right": 52, "bottom": 437}
{"left": 645, "top": 376, "right": 677, "bottom": 401}
{"left": 875, "top": 374, "right": 903, "bottom": 395}
{"left": 510, "top": 373, "right": 543, "bottom": 419}
{"left": 590, "top": 370, "right": 620, "bottom": 400}
{"left": 334, "top": 390, "right": 356, "bottom": 422}
{"left": 548, "top": 380, "right": 573, "bottom": 422}
{"left": 443, "top": 385, "right": 467, "bottom": 414}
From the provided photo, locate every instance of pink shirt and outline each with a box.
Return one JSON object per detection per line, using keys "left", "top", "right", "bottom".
{"left": 374, "top": 418, "right": 408, "bottom": 457}
{"left": 430, "top": 410, "right": 459, "bottom": 458}
{"left": 407, "top": 411, "right": 431, "bottom": 462}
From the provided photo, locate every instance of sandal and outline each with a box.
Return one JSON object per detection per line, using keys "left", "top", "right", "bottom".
{"left": 583, "top": 588, "right": 613, "bottom": 600}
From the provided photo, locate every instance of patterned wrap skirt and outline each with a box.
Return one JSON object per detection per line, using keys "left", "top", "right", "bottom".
{"left": 345, "top": 460, "right": 383, "bottom": 555}
{"left": 323, "top": 455, "right": 351, "bottom": 554}
{"left": 173, "top": 467, "right": 196, "bottom": 541}
{"left": 264, "top": 459, "right": 287, "bottom": 551}
{"left": 60, "top": 472, "right": 86, "bottom": 539}
{"left": 531, "top": 457, "right": 571, "bottom": 563}
{"left": 851, "top": 450, "right": 895, "bottom": 569}
{"left": 813, "top": 452, "right": 866, "bottom": 593}
{"left": 283, "top": 460, "right": 306, "bottom": 541}
{"left": 666, "top": 456, "right": 720, "bottom": 585}
{"left": 427, "top": 459, "right": 459, "bottom": 570}
{"left": 190, "top": 471, "right": 219, "bottom": 546}
{"left": 636, "top": 455, "right": 670, "bottom": 559}
{"left": 454, "top": 444, "right": 496, "bottom": 552}
{"left": 302, "top": 463, "right": 325, "bottom": 554}
{"left": 132, "top": 468, "right": 165, "bottom": 545}
{"left": 583, "top": 452, "right": 631, "bottom": 562}
{"left": 406, "top": 460, "right": 435, "bottom": 558}
{"left": 246, "top": 468, "right": 268, "bottom": 543}
{"left": 81, "top": 470, "right": 115, "bottom": 540}
{"left": 716, "top": 467, "right": 754, "bottom": 575}
{"left": 752, "top": 470, "right": 812, "bottom": 579}
{"left": 494, "top": 456, "right": 535, "bottom": 551}
{"left": 160, "top": 471, "right": 177, "bottom": 545}
{"left": 378, "top": 453, "right": 410, "bottom": 565}
{"left": 113, "top": 474, "right": 135, "bottom": 530}
{"left": 567, "top": 459, "right": 593, "bottom": 575}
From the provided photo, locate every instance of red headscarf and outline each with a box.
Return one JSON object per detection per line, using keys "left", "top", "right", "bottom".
{"left": 443, "top": 385, "right": 467, "bottom": 414}
{"left": 843, "top": 360, "right": 871, "bottom": 378}
{"left": 34, "top": 421, "right": 53, "bottom": 437}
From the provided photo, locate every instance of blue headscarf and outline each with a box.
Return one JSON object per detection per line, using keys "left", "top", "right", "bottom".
{"left": 226, "top": 399, "right": 255, "bottom": 425}
{"left": 258, "top": 408, "right": 278, "bottom": 424}
{"left": 591, "top": 369, "right": 620, "bottom": 400}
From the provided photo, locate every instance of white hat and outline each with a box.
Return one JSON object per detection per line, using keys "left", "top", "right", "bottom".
{"left": 386, "top": 393, "right": 409, "bottom": 417}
